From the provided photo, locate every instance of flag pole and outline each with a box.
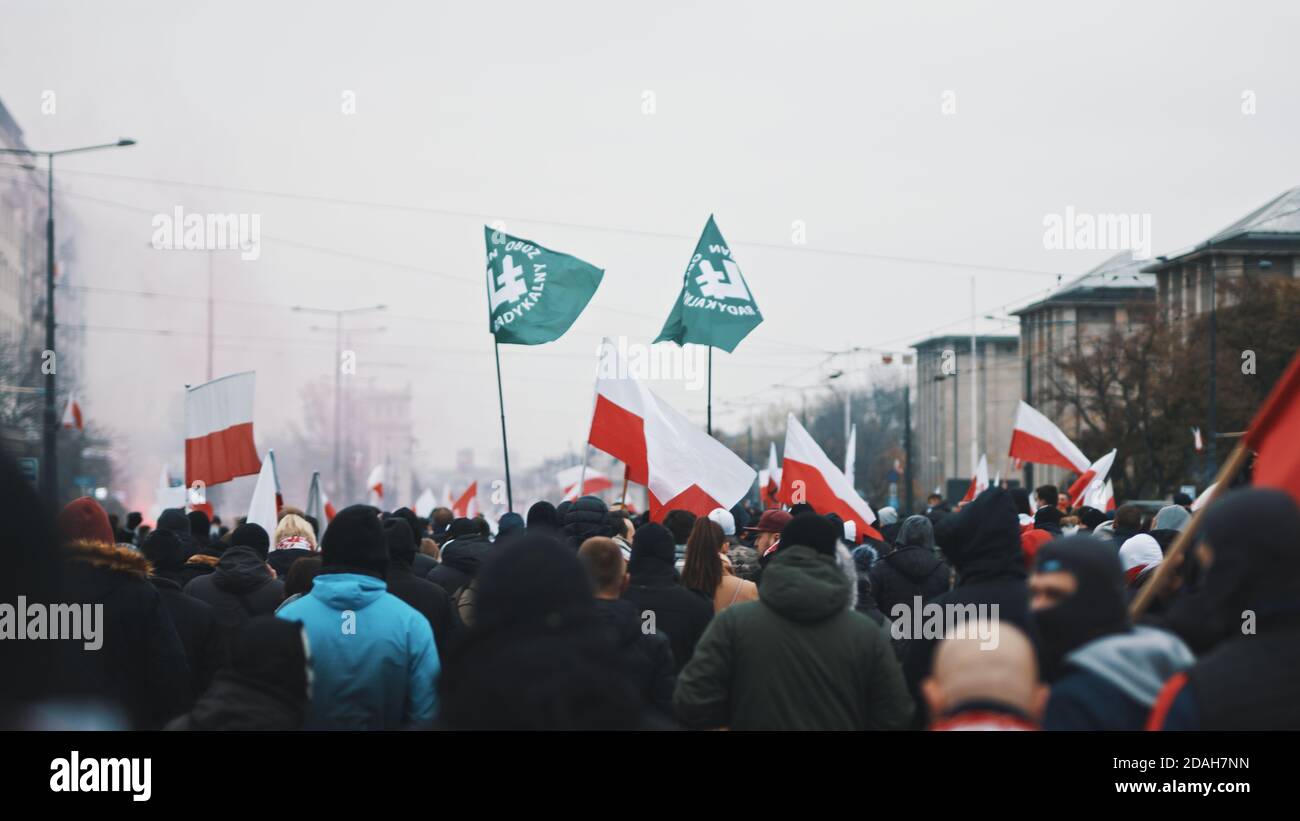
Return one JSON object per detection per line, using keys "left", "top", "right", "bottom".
{"left": 1130, "top": 439, "right": 1250, "bottom": 617}
{"left": 493, "top": 338, "right": 513, "bottom": 512}
{"left": 707, "top": 345, "right": 713, "bottom": 435}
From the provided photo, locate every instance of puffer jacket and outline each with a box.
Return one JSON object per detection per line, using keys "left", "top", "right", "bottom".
{"left": 277, "top": 572, "right": 439, "bottom": 729}
{"left": 674, "top": 545, "right": 913, "bottom": 731}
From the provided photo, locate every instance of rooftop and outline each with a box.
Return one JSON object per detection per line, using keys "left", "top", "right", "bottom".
{"left": 1011, "top": 252, "right": 1155, "bottom": 316}
{"left": 1143, "top": 186, "right": 1300, "bottom": 271}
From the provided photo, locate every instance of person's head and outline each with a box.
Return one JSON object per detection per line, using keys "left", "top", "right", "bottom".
{"left": 140, "top": 528, "right": 186, "bottom": 573}
{"left": 1196, "top": 488, "right": 1300, "bottom": 629}
{"left": 497, "top": 511, "right": 526, "bottom": 541}
{"left": 57, "top": 497, "right": 115, "bottom": 548}
{"left": 188, "top": 510, "right": 211, "bottom": 546}
{"left": 1172, "top": 491, "right": 1194, "bottom": 509}
{"left": 319, "top": 505, "right": 389, "bottom": 578}
{"left": 662, "top": 509, "right": 697, "bottom": 545}
{"left": 273, "top": 513, "right": 317, "bottom": 552}
{"left": 579, "top": 536, "right": 627, "bottom": 599}
{"left": 230, "top": 522, "right": 271, "bottom": 561}
{"left": 1113, "top": 503, "right": 1143, "bottom": 533}
{"left": 1118, "top": 533, "right": 1163, "bottom": 586}
{"left": 609, "top": 510, "right": 636, "bottom": 541}
{"left": 788, "top": 502, "right": 816, "bottom": 517}
{"left": 278, "top": 505, "right": 306, "bottom": 522}
{"left": 927, "top": 492, "right": 944, "bottom": 508}
{"left": 430, "top": 507, "right": 454, "bottom": 535}
{"left": 627, "top": 522, "right": 676, "bottom": 580}
{"left": 895, "top": 515, "right": 935, "bottom": 551}
{"left": 419, "top": 537, "right": 440, "bottom": 561}
{"left": 383, "top": 517, "right": 417, "bottom": 567}
{"left": 780, "top": 513, "right": 840, "bottom": 558}
{"left": 922, "top": 621, "right": 1046, "bottom": 726}
{"left": 125, "top": 511, "right": 142, "bottom": 530}
{"left": 1152, "top": 504, "right": 1190, "bottom": 533}
{"left": 1076, "top": 506, "right": 1107, "bottom": 531}
{"left": 228, "top": 616, "right": 311, "bottom": 713}
{"left": 1034, "top": 485, "right": 1058, "bottom": 510}
{"left": 526, "top": 500, "right": 558, "bottom": 530}
{"left": 933, "top": 488, "right": 1023, "bottom": 581}
{"left": 680, "top": 517, "right": 726, "bottom": 593}
{"left": 1029, "top": 535, "right": 1129, "bottom": 677}
{"left": 745, "top": 508, "right": 792, "bottom": 555}
{"left": 706, "top": 508, "right": 736, "bottom": 541}
{"left": 284, "top": 556, "right": 323, "bottom": 599}
{"left": 876, "top": 506, "right": 898, "bottom": 527}
{"left": 108, "top": 513, "right": 120, "bottom": 531}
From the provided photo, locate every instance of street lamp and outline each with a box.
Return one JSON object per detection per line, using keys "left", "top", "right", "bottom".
{"left": 0, "top": 139, "right": 137, "bottom": 507}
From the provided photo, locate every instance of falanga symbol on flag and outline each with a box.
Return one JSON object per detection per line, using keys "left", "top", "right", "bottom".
{"left": 655, "top": 215, "right": 763, "bottom": 353}
{"left": 485, "top": 226, "right": 604, "bottom": 346}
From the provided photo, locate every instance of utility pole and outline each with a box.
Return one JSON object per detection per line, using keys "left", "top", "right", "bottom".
{"left": 0, "top": 138, "right": 136, "bottom": 507}
{"left": 903, "top": 380, "right": 914, "bottom": 515}
{"left": 970, "top": 277, "right": 979, "bottom": 475}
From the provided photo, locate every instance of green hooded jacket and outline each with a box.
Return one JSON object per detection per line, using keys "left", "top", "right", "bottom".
{"left": 674, "top": 544, "right": 914, "bottom": 730}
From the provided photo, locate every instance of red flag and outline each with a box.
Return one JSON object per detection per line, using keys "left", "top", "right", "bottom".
{"left": 185, "top": 372, "right": 261, "bottom": 488}
{"left": 1008, "top": 401, "right": 1090, "bottom": 474}
{"left": 778, "top": 413, "right": 883, "bottom": 542}
{"left": 1245, "top": 349, "right": 1300, "bottom": 505}
{"left": 61, "top": 395, "right": 84, "bottom": 431}
{"left": 960, "top": 454, "right": 989, "bottom": 503}
{"left": 452, "top": 481, "right": 478, "bottom": 518}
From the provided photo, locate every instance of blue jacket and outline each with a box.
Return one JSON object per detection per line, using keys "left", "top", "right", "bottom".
{"left": 278, "top": 572, "right": 440, "bottom": 729}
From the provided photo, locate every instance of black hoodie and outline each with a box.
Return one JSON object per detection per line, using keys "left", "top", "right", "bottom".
{"left": 167, "top": 616, "right": 309, "bottom": 730}
{"left": 183, "top": 545, "right": 285, "bottom": 632}
{"left": 869, "top": 515, "right": 951, "bottom": 619}
{"left": 901, "top": 487, "right": 1038, "bottom": 727}
{"left": 621, "top": 523, "right": 714, "bottom": 673}
{"left": 592, "top": 597, "right": 676, "bottom": 720}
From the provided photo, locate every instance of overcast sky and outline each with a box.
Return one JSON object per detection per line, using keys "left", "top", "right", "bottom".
{"left": 3, "top": 0, "right": 1298, "bottom": 509}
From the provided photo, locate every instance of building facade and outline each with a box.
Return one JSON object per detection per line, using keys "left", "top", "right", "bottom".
{"left": 1143, "top": 186, "right": 1300, "bottom": 324}
{"left": 912, "top": 334, "right": 1020, "bottom": 500}
{"left": 1011, "top": 252, "right": 1155, "bottom": 489}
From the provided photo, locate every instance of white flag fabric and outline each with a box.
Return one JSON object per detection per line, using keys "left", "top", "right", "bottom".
{"left": 961, "top": 454, "right": 989, "bottom": 503}
{"left": 367, "top": 464, "right": 385, "bottom": 503}
{"left": 246, "top": 454, "right": 279, "bottom": 540}
{"left": 184, "top": 371, "right": 261, "bottom": 487}
{"left": 586, "top": 337, "right": 755, "bottom": 520}
{"left": 1068, "top": 448, "right": 1117, "bottom": 507}
{"left": 778, "top": 413, "right": 881, "bottom": 540}
{"left": 1008, "top": 400, "right": 1090, "bottom": 474}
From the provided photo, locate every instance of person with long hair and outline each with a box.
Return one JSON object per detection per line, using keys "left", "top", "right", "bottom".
{"left": 680, "top": 517, "right": 756, "bottom": 613}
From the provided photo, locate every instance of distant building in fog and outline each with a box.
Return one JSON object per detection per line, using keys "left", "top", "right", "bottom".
{"left": 911, "top": 334, "right": 1020, "bottom": 501}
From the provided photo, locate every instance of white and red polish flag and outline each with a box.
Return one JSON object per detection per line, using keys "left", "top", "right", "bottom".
{"left": 414, "top": 488, "right": 437, "bottom": 518}
{"left": 759, "top": 441, "right": 781, "bottom": 509}
{"left": 557, "top": 464, "right": 612, "bottom": 500}
{"left": 587, "top": 338, "right": 756, "bottom": 520}
{"left": 1068, "top": 448, "right": 1116, "bottom": 507}
{"left": 185, "top": 372, "right": 262, "bottom": 488}
{"left": 306, "top": 471, "right": 336, "bottom": 535}
{"left": 367, "top": 465, "right": 385, "bottom": 503}
{"left": 452, "top": 481, "right": 478, "bottom": 518}
{"left": 961, "top": 454, "right": 990, "bottom": 503}
{"left": 778, "top": 413, "right": 883, "bottom": 542}
{"left": 1085, "top": 478, "right": 1116, "bottom": 512}
{"left": 1190, "top": 482, "right": 1215, "bottom": 512}
{"left": 1191, "top": 427, "right": 1204, "bottom": 453}
{"left": 61, "top": 395, "right": 84, "bottom": 431}
{"left": 1007, "top": 401, "right": 1090, "bottom": 474}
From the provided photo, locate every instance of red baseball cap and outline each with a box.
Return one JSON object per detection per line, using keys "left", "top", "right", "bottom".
{"left": 744, "top": 509, "right": 792, "bottom": 535}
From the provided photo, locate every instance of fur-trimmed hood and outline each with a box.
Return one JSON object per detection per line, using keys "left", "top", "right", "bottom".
{"left": 185, "top": 553, "right": 220, "bottom": 568}
{"left": 63, "top": 539, "right": 152, "bottom": 579}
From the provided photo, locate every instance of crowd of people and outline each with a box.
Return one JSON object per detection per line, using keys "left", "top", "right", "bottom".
{"left": 2, "top": 451, "right": 1297, "bottom": 731}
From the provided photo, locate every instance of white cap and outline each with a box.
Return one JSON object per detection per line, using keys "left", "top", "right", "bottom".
{"left": 707, "top": 507, "right": 736, "bottom": 536}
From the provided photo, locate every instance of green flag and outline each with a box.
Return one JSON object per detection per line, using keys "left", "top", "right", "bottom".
{"left": 485, "top": 226, "right": 604, "bottom": 345}
{"left": 654, "top": 215, "right": 762, "bottom": 352}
